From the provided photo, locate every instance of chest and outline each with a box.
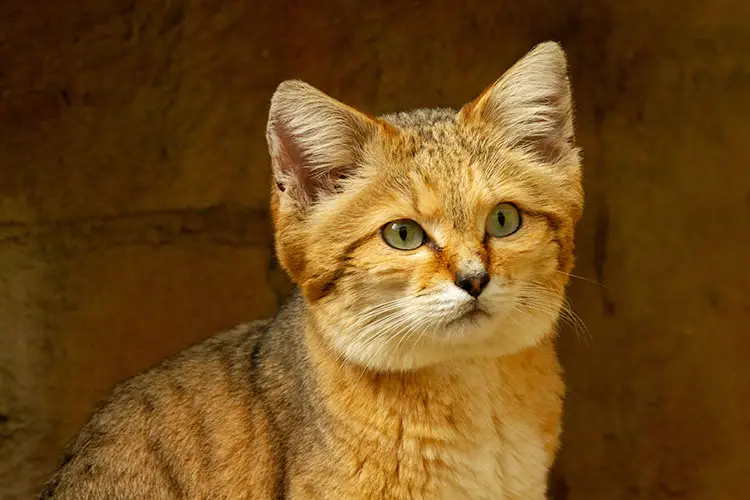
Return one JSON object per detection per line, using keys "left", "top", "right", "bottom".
{"left": 293, "top": 359, "right": 561, "bottom": 499}
{"left": 389, "top": 419, "right": 551, "bottom": 500}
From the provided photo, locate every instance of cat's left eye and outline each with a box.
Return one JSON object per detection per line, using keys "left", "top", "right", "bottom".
{"left": 382, "top": 220, "right": 425, "bottom": 250}
{"left": 486, "top": 203, "right": 522, "bottom": 238}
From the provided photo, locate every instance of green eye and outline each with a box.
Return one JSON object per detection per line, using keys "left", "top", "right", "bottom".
{"left": 382, "top": 219, "right": 425, "bottom": 250}
{"left": 486, "top": 203, "right": 521, "bottom": 237}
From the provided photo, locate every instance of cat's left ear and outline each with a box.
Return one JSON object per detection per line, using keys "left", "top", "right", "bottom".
{"left": 460, "top": 41, "right": 576, "bottom": 165}
{"left": 267, "top": 81, "right": 386, "bottom": 209}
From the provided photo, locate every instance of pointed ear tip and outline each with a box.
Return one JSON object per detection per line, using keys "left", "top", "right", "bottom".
{"left": 269, "top": 80, "right": 321, "bottom": 124}
{"left": 531, "top": 41, "right": 568, "bottom": 64}
{"left": 275, "top": 79, "right": 310, "bottom": 91}
{"left": 534, "top": 40, "right": 565, "bottom": 54}
{"left": 271, "top": 79, "right": 318, "bottom": 103}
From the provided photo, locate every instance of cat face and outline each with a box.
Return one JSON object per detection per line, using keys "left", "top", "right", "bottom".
{"left": 267, "top": 42, "right": 583, "bottom": 371}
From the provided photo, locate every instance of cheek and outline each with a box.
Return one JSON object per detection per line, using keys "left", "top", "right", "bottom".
{"left": 487, "top": 239, "right": 559, "bottom": 283}
{"left": 345, "top": 242, "right": 439, "bottom": 292}
{"left": 347, "top": 244, "right": 454, "bottom": 295}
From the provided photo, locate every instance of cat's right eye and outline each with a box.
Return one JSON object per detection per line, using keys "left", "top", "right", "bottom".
{"left": 381, "top": 220, "right": 425, "bottom": 250}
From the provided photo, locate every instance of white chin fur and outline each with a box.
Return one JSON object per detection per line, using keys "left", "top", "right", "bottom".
{"left": 322, "top": 279, "right": 562, "bottom": 372}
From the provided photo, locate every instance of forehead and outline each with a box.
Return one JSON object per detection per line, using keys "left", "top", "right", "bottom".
{"left": 373, "top": 110, "right": 532, "bottom": 228}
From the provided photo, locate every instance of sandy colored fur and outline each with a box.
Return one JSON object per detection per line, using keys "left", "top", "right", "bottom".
{"left": 41, "top": 304, "right": 563, "bottom": 499}
{"left": 300, "top": 324, "right": 564, "bottom": 499}
{"left": 41, "top": 323, "right": 280, "bottom": 498}
{"left": 42, "top": 42, "right": 582, "bottom": 499}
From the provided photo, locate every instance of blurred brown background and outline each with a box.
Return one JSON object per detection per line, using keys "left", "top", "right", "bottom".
{"left": 1, "top": 0, "right": 749, "bottom": 498}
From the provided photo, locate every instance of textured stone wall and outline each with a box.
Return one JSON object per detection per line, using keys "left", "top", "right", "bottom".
{"left": 1, "top": 0, "right": 749, "bottom": 498}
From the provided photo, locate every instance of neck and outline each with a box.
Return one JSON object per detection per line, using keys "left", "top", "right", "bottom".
{"left": 301, "top": 312, "right": 533, "bottom": 434}
{"left": 278, "top": 287, "right": 563, "bottom": 436}
{"left": 303, "top": 319, "right": 491, "bottom": 448}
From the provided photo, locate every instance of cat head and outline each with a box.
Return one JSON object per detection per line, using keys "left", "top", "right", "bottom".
{"left": 266, "top": 42, "right": 583, "bottom": 371}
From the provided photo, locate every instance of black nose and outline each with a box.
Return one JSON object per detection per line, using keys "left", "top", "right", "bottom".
{"left": 455, "top": 271, "right": 490, "bottom": 298}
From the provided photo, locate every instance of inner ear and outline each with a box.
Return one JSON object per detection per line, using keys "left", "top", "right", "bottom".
{"left": 310, "top": 164, "right": 357, "bottom": 197}
{"left": 329, "top": 168, "right": 354, "bottom": 194}
{"left": 266, "top": 80, "right": 385, "bottom": 207}
{"left": 460, "top": 42, "right": 575, "bottom": 165}
{"left": 274, "top": 164, "right": 355, "bottom": 200}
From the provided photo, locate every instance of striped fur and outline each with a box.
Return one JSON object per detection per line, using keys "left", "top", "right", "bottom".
{"left": 42, "top": 42, "right": 582, "bottom": 499}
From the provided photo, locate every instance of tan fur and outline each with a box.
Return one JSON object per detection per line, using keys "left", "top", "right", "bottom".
{"left": 42, "top": 42, "right": 582, "bottom": 499}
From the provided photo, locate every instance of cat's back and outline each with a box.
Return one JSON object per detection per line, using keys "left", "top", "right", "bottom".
{"left": 40, "top": 319, "right": 284, "bottom": 499}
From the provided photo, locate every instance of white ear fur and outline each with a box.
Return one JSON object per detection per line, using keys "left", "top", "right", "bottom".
{"left": 266, "top": 81, "right": 378, "bottom": 207}
{"left": 462, "top": 42, "right": 575, "bottom": 164}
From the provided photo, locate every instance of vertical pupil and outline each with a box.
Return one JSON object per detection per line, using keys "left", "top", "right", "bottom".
{"left": 497, "top": 211, "right": 506, "bottom": 226}
{"left": 399, "top": 226, "right": 408, "bottom": 241}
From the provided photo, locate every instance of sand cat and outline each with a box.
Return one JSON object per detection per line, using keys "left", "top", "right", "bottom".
{"left": 42, "top": 41, "right": 583, "bottom": 499}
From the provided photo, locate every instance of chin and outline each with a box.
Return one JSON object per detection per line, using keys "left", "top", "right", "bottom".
{"left": 322, "top": 280, "right": 564, "bottom": 372}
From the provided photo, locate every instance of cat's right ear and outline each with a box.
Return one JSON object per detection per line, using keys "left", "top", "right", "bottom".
{"left": 266, "top": 81, "right": 383, "bottom": 209}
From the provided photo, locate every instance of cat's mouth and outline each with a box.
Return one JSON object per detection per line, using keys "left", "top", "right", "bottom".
{"left": 448, "top": 302, "right": 491, "bottom": 325}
